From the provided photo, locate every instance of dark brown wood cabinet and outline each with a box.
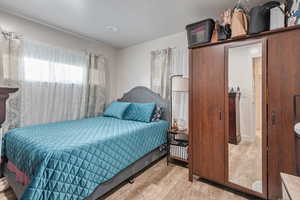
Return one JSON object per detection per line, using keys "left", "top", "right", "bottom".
{"left": 0, "top": 87, "right": 18, "bottom": 128}
{"left": 189, "top": 27, "right": 300, "bottom": 200}
{"left": 191, "top": 45, "right": 225, "bottom": 184}
{"left": 267, "top": 30, "right": 300, "bottom": 199}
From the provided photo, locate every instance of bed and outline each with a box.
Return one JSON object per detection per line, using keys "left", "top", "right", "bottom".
{"left": 1, "top": 86, "right": 170, "bottom": 200}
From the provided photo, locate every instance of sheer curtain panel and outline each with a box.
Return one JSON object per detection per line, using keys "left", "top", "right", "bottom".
{"left": 0, "top": 39, "right": 102, "bottom": 128}
{"left": 150, "top": 48, "right": 171, "bottom": 99}
{"left": 20, "top": 40, "right": 89, "bottom": 126}
{"left": 85, "top": 54, "right": 106, "bottom": 118}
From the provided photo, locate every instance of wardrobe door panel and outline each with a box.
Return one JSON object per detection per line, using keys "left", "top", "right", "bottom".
{"left": 192, "top": 45, "right": 225, "bottom": 184}
{"left": 225, "top": 41, "right": 268, "bottom": 199}
{"left": 268, "top": 29, "right": 300, "bottom": 200}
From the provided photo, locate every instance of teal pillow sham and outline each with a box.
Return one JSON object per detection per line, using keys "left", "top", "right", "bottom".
{"left": 124, "top": 102, "right": 156, "bottom": 123}
{"left": 103, "top": 101, "right": 131, "bottom": 119}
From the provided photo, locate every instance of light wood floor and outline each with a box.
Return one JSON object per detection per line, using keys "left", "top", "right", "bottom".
{"left": 229, "top": 132, "right": 262, "bottom": 193}
{"left": 105, "top": 159, "right": 251, "bottom": 200}
{"left": 1, "top": 159, "right": 253, "bottom": 200}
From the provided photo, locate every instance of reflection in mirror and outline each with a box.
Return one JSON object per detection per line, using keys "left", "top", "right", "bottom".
{"left": 228, "top": 43, "right": 263, "bottom": 193}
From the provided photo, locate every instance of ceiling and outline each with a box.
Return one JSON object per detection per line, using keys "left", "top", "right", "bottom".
{"left": 0, "top": 0, "right": 273, "bottom": 48}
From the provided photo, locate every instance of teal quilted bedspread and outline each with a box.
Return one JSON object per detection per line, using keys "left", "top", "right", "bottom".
{"left": 3, "top": 116, "right": 168, "bottom": 200}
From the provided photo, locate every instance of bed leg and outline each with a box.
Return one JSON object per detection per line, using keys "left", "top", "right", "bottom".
{"left": 128, "top": 177, "right": 135, "bottom": 184}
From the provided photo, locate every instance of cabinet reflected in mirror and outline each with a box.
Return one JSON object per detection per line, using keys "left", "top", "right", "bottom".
{"left": 227, "top": 42, "right": 264, "bottom": 194}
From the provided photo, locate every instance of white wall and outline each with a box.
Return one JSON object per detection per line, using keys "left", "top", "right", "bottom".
{"left": 115, "top": 31, "right": 187, "bottom": 98}
{"left": 0, "top": 11, "right": 118, "bottom": 102}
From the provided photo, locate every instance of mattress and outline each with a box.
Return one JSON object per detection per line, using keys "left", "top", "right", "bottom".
{"left": 3, "top": 116, "right": 168, "bottom": 200}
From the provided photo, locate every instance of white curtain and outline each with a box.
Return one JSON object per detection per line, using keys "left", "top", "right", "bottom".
{"left": 85, "top": 54, "right": 106, "bottom": 118}
{"left": 150, "top": 48, "right": 171, "bottom": 99}
{"left": 20, "top": 40, "right": 89, "bottom": 126}
{"left": 1, "top": 39, "right": 107, "bottom": 129}
{"left": 150, "top": 47, "right": 188, "bottom": 128}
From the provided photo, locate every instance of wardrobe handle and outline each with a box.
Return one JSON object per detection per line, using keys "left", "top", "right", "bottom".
{"left": 271, "top": 111, "right": 276, "bottom": 125}
{"left": 219, "top": 111, "right": 222, "bottom": 120}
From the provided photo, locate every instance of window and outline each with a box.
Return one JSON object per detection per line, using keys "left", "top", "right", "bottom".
{"left": 21, "top": 40, "right": 88, "bottom": 85}
{"left": 24, "top": 57, "right": 85, "bottom": 84}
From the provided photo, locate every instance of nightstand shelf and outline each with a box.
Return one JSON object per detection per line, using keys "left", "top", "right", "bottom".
{"left": 167, "top": 129, "right": 189, "bottom": 165}
{"left": 168, "top": 129, "right": 188, "bottom": 135}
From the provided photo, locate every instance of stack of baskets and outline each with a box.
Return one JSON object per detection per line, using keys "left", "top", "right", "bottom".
{"left": 170, "top": 140, "right": 188, "bottom": 161}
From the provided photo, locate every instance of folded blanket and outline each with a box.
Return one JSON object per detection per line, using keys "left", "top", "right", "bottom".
{"left": 7, "top": 161, "right": 30, "bottom": 186}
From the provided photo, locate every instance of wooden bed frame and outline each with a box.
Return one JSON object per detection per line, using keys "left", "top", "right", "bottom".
{"left": 3, "top": 86, "right": 170, "bottom": 199}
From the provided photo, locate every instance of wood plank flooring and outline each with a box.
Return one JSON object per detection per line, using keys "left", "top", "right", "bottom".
{"left": 105, "top": 159, "right": 251, "bottom": 200}
{"left": 229, "top": 133, "right": 262, "bottom": 192}
{"left": 1, "top": 159, "right": 253, "bottom": 200}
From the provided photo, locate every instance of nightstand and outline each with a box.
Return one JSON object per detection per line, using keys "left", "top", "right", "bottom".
{"left": 167, "top": 129, "right": 188, "bottom": 165}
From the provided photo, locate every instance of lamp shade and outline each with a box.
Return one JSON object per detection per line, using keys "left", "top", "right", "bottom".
{"left": 172, "top": 76, "right": 189, "bottom": 92}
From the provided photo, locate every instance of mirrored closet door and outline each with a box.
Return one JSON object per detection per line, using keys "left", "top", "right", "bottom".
{"left": 225, "top": 40, "right": 267, "bottom": 198}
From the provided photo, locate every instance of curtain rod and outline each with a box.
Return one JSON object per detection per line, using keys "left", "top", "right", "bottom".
{"left": 0, "top": 25, "right": 102, "bottom": 57}
{"left": 151, "top": 47, "right": 177, "bottom": 53}
{"left": 0, "top": 25, "right": 8, "bottom": 39}
{"left": 0, "top": 25, "right": 22, "bottom": 40}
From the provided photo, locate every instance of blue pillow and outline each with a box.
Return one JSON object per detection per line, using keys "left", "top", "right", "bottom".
{"left": 103, "top": 101, "right": 131, "bottom": 119}
{"left": 124, "top": 102, "right": 156, "bottom": 123}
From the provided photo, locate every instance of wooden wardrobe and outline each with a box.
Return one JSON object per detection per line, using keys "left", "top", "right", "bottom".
{"left": 188, "top": 26, "right": 300, "bottom": 200}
